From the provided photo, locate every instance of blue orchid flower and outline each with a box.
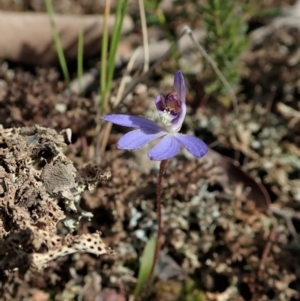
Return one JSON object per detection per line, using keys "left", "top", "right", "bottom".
{"left": 102, "top": 70, "right": 208, "bottom": 161}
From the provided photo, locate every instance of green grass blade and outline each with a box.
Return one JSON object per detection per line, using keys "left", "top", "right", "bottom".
{"left": 105, "top": 0, "right": 122, "bottom": 95}
{"left": 106, "top": 0, "right": 129, "bottom": 96}
{"left": 100, "top": 0, "right": 111, "bottom": 114}
{"left": 133, "top": 236, "right": 156, "bottom": 300}
{"left": 44, "top": 0, "right": 70, "bottom": 86}
{"left": 99, "top": 0, "right": 129, "bottom": 115}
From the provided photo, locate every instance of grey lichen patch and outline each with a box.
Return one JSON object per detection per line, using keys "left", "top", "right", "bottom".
{"left": 30, "top": 231, "right": 113, "bottom": 269}
{"left": 0, "top": 125, "right": 111, "bottom": 272}
{"left": 41, "top": 159, "right": 77, "bottom": 202}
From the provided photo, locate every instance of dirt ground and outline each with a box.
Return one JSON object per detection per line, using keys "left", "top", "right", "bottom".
{"left": 0, "top": 0, "right": 300, "bottom": 301}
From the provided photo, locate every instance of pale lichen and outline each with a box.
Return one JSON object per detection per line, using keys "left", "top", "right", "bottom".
{"left": 0, "top": 125, "right": 112, "bottom": 272}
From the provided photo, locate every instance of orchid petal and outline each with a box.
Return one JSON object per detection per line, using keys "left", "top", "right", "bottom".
{"left": 102, "top": 114, "right": 163, "bottom": 131}
{"left": 175, "top": 134, "right": 208, "bottom": 158}
{"left": 173, "top": 70, "right": 186, "bottom": 103}
{"left": 118, "top": 129, "right": 166, "bottom": 150}
{"left": 148, "top": 134, "right": 180, "bottom": 161}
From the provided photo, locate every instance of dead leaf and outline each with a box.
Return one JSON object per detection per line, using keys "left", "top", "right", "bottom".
{"left": 207, "top": 149, "right": 271, "bottom": 212}
{"left": 155, "top": 250, "right": 184, "bottom": 281}
{"left": 0, "top": 11, "right": 133, "bottom": 65}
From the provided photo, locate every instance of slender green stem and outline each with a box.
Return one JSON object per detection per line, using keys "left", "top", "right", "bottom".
{"left": 100, "top": 0, "right": 111, "bottom": 114}
{"left": 106, "top": 0, "right": 121, "bottom": 93}
{"left": 44, "top": 0, "right": 70, "bottom": 86}
{"left": 100, "top": 0, "right": 129, "bottom": 115}
{"left": 106, "top": 0, "right": 129, "bottom": 95}
{"left": 139, "top": 159, "right": 168, "bottom": 299}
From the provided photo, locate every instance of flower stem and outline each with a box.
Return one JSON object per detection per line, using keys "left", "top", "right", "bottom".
{"left": 152, "top": 159, "right": 168, "bottom": 272}
{"left": 139, "top": 159, "right": 168, "bottom": 299}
